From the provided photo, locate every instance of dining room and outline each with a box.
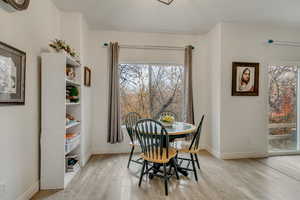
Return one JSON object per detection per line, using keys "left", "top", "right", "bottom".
{"left": 35, "top": 26, "right": 300, "bottom": 199}
{"left": 3, "top": 0, "right": 300, "bottom": 200}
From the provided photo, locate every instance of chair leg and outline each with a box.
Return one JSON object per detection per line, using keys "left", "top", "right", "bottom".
{"left": 172, "top": 158, "right": 179, "bottom": 180}
{"left": 168, "top": 163, "right": 172, "bottom": 175}
{"left": 139, "top": 160, "right": 146, "bottom": 187}
{"left": 194, "top": 153, "right": 201, "bottom": 169}
{"left": 190, "top": 154, "right": 198, "bottom": 182}
{"left": 127, "top": 146, "right": 135, "bottom": 168}
{"left": 163, "top": 163, "right": 168, "bottom": 196}
{"left": 145, "top": 161, "right": 149, "bottom": 173}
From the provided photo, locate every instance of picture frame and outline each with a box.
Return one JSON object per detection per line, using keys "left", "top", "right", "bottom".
{"left": 84, "top": 66, "right": 91, "bottom": 87}
{"left": 232, "top": 62, "right": 259, "bottom": 96}
{"left": 0, "top": 41, "right": 26, "bottom": 104}
{"left": 1, "top": 0, "right": 30, "bottom": 11}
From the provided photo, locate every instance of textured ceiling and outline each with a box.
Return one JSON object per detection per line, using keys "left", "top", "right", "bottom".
{"left": 52, "top": 0, "right": 300, "bottom": 34}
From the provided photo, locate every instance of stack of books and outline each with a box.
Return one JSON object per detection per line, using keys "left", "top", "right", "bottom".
{"left": 66, "top": 155, "right": 80, "bottom": 172}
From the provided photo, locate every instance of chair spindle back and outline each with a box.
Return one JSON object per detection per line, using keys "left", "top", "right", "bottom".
{"left": 135, "top": 119, "right": 170, "bottom": 160}
{"left": 189, "top": 115, "right": 205, "bottom": 151}
{"left": 125, "top": 112, "right": 141, "bottom": 143}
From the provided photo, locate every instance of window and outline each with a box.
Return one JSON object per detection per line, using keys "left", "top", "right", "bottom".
{"left": 268, "top": 65, "right": 298, "bottom": 152}
{"left": 119, "top": 63, "right": 185, "bottom": 122}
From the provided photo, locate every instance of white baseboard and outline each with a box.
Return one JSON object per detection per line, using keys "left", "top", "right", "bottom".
{"left": 204, "top": 145, "right": 221, "bottom": 158}
{"left": 16, "top": 181, "right": 39, "bottom": 200}
{"left": 220, "top": 152, "right": 268, "bottom": 160}
{"left": 92, "top": 150, "right": 131, "bottom": 155}
{"left": 82, "top": 151, "right": 92, "bottom": 166}
{"left": 92, "top": 147, "right": 132, "bottom": 155}
{"left": 203, "top": 145, "right": 267, "bottom": 159}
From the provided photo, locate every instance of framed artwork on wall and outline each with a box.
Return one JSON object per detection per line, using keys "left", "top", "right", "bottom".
{"left": 1, "top": 0, "right": 30, "bottom": 11}
{"left": 84, "top": 66, "right": 91, "bottom": 87}
{"left": 232, "top": 62, "right": 259, "bottom": 96}
{"left": 0, "top": 41, "right": 26, "bottom": 104}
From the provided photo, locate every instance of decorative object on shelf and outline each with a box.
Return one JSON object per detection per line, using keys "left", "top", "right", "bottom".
{"left": 232, "top": 62, "right": 259, "bottom": 96}
{"left": 66, "top": 65, "right": 76, "bottom": 80}
{"left": 65, "top": 155, "right": 80, "bottom": 172}
{"left": 65, "top": 132, "right": 76, "bottom": 140}
{"left": 65, "top": 133, "right": 80, "bottom": 145}
{"left": 0, "top": 41, "right": 26, "bottom": 104}
{"left": 66, "top": 85, "right": 79, "bottom": 103}
{"left": 84, "top": 66, "right": 91, "bottom": 87}
{"left": 49, "top": 39, "right": 80, "bottom": 64}
{"left": 66, "top": 113, "right": 80, "bottom": 126}
{"left": 66, "top": 113, "right": 75, "bottom": 125}
{"left": 157, "top": 0, "right": 174, "bottom": 5}
{"left": 1, "top": 0, "right": 30, "bottom": 11}
{"left": 160, "top": 115, "right": 175, "bottom": 127}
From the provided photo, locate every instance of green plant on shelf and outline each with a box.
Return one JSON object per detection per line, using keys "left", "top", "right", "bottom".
{"left": 67, "top": 86, "right": 80, "bottom": 103}
{"left": 49, "top": 39, "right": 80, "bottom": 63}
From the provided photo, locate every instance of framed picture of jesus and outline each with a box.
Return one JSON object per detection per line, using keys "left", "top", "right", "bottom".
{"left": 232, "top": 62, "right": 259, "bottom": 96}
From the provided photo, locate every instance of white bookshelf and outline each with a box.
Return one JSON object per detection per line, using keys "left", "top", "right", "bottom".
{"left": 41, "top": 53, "right": 83, "bottom": 189}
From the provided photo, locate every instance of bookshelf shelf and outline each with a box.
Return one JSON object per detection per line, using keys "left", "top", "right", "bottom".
{"left": 66, "top": 121, "right": 81, "bottom": 129}
{"left": 66, "top": 78, "right": 81, "bottom": 87}
{"left": 66, "top": 102, "right": 81, "bottom": 106}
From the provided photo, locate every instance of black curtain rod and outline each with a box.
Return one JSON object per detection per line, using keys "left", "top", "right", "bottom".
{"left": 103, "top": 43, "right": 195, "bottom": 50}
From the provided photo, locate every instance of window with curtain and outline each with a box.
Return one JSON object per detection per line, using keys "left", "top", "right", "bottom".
{"left": 119, "top": 63, "right": 185, "bottom": 122}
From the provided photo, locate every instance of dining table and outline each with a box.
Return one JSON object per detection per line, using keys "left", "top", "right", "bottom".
{"left": 122, "top": 121, "right": 197, "bottom": 176}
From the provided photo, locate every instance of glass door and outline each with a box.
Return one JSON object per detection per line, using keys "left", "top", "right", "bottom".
{"left": 268, "top": 65, "right": 299, "bottom": 152}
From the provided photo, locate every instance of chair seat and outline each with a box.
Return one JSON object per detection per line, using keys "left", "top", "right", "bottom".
{"left": 176, "top": 141, "right": 200, "bottom": 153}
{"left": 140, "top": 148, "right": 177, "bottom": 164}
{"left": 129, "top": 140, "right": 140, "bottom": 146}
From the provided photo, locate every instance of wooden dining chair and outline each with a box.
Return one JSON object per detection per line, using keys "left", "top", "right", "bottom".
{"left": 125, "top": 112, "right": 142, "bottom": 168}
{"left": 176, "top": 115, "right": 205, "bottom": 182}
{"left": 158, "top": 111, "right": 177, "bottom": 121}
{"left": 135, "top": 119, "right": 179, "bottom": 196}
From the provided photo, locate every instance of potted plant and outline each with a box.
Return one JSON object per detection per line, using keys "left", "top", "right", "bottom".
{"left": 49, "top": 39, "right": 80, "bottom": 63}
{"left": 66, "top": 86, "right": 79, "bottom": 103}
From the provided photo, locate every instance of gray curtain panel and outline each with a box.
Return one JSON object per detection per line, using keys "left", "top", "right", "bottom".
{"left": 107, "top": 42, "right": 123, "bottom": 144}
{"left": 184, "top": 45, "right": 195, "bottom": 124}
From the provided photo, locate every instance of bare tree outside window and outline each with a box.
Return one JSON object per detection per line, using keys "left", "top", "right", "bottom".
{"left": 268, "top": 65, "right": 298, "bottom": 151}
{"left": 119, "top": 64, "right": 185, "bottom": 123}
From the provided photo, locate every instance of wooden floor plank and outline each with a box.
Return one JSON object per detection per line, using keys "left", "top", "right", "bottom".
{"left": 32, "top": 151, "right": 300, "bottom": 200}
{"left": 257, "top": 155, "right": 300, "bottom": 182}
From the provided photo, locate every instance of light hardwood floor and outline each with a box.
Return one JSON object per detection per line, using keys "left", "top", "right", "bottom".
{"left": 32, "top": 151, "right": 300, "bottom": 200}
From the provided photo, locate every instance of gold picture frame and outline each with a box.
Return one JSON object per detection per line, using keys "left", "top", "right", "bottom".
{"left": 84, "top": 66, "right": 91, "bottom": 87}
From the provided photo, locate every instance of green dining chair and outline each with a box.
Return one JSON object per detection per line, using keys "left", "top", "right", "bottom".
{"left": 135, "top": 119, "right": 179, "bottom": 196}
{"left": 175, "top": 115, "right": 205, "bottom": 181}
{"left": 125, "top": 112, "right": 142, "bottom": 168}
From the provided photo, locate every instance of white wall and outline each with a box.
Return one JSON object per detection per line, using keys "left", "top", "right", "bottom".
{"left": 202, "top": 24, "right": 222, "bottom": 156}
{"left": 87, "top": 30, "right": 205, "bottom": 154}
{"left": 80, "top": 17, "right": 93, "bottom": 165}
{"left": 0, "top": 0, "right": 61, "bottom": 199}
{"left": 0, "top": 4, "right": 94, "bottom": 200}
{"left": 217, "top": 23, "right": 300, "bottom": 159}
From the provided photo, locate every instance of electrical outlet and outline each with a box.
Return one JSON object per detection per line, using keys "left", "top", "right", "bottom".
{"left": 0, "top": 182, "right": 6, "bottom": 197}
